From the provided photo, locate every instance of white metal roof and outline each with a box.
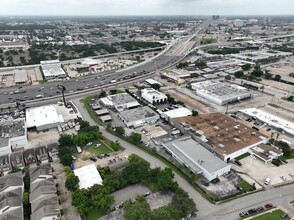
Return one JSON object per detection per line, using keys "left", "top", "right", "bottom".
{"left": 74, "top": 164, "right": 103, "bottom": 189}
{"left": 163, "top": 107, "right": 192, "bottom": 119}
{"left": 26, "top": 105, "right": 64, "bottom": 129}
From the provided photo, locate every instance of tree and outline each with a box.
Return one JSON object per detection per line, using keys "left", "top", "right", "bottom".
{"left": 274, "top": 74, "right": 282, "bottom": 81}
{"left": 23, "top": 192, "right": 29, "bottom": 206}
{"left": 130, "top": 132, "right": 142, "bottom": 145}
{"left": 110, "top": 141, "right": 123, "bottom": 151}
{"left": 124, "top": 196, "right": 151, "bottom": 220}
{"left": 264, "top": 70, "right": 273, "bottom": 79}
{"left": 89, "top": 185, "right": 114, "bottom": 209}
{"left": 234, "top": 71, "right": 244, "bottom": 78}
{"left": 242, "top": 63, "right": 252, "bottom": 71}
{"left": 157, "top": 168, "right": 177, "bottom": 191}
{"left": 99, "top": 91, "right": 107, "bottom": 98}
{"left": 251, "top": 69, "right": 264, "bottom": 77}
{"left": 150, "top": 83, "right": 161, "bottom": 91}
{"left": 115, "top": 126, "right": 125, "bottom": 137}
{"left": 225, "top": 75, "right": 231, "bottom": 80}
{"left": 64, "top": 166, "right": 72, "bottom": 175}
{"left": 276, "top": 141, "right": 292, "bottom": 157}
{"left": 59, "top": 147, "right": 73, "bottom": 166}
{"left": 192, "top": 110, "right": 199, "bottom": 117}
{"left": 72, "top": 189, "right": 91, "bottom": 216}
{"left": 65, "top": 173, "right": 80, "bottom": 191}
{"left": 23, "top": 167, "right": 30, "bottom": 192}
{"left": 58, "top": 134, "right": 74, "bottom": 148}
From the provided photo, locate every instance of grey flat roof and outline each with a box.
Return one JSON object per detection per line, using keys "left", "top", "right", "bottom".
{"left": 119, "top": 106, "right": 158, "bottom": 123}
{"left": 100, "top": 115, "right": 112, "bottom": 122}
{"left": 163, "top": 136, "right": 229, "bottom": 174}
{"left": 14, "top": 70, "right": 27, "bottom": 83}
{"left": 0, "top": 120, "right": 26, "bottom": 148}
{"left": 109, "top": 93, "right": 138, "bottom": 105}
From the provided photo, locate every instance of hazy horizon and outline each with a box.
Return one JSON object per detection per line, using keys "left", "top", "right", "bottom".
{"left": 1, "top": 0, "right": 294, "bottom": 16}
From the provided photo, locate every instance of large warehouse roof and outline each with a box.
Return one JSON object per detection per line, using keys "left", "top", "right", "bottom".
{"left": 74, "top": 164, "right": 103, "bottom": 189}
{"left": 174, "top": 113, "right": 268, "bottom": 156}
{"left": 26, "top": 105, "right": 64, "bottom": 129}
{"left": 163, "top": 136, "right": 229, "bottom": 174}
{"left": 240, "top": 108, "right": 294, "bottom": 136}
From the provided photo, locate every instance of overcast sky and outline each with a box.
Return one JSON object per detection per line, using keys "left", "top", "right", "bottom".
{"left": 0, "top": 0, "right": 293, "bottom": 16}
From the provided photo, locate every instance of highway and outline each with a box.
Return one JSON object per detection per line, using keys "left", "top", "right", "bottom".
{"left": 0, "top": 19, "right": 210, "bottom": 108}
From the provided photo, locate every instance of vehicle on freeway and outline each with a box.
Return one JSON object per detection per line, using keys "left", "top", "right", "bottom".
{"left": 110, "top": 80, "right": 117, "bottom": 83}
{"left": 35, "top": 94, "right": 44, "bottom": 99}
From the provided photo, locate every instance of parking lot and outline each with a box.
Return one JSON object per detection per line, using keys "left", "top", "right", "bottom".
{"left": 234, "top": 157, "right": 294, "bottom": 186}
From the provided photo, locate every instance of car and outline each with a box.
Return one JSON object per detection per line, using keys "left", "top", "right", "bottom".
{"left": 89, "top": 157, "right": 97, "bottom": 162}
{"left": 256, "top": 206, "right": 264, "bottom": 212}
{"left": 144, "top": 192, "right": 150, "bottom": 197}
{"left": 239, "top": 211, "right": 248, "bottom": 217}
{"left": 280, "top": 213, "right": 288, "bottom": 218}
{"left": 210, "top": 178, "right": 220, "bottom": 184}
{"left": 289, "top": 173, "right": 294, "bottom": 179}
{"left": 248, "top": 208, "right": 257, "bottom": 214}
{"left": 266, "top": 128, "right": 271, "bottom": 131}
{"left": 265, "top": 203, "right": 273, "bottom": 209}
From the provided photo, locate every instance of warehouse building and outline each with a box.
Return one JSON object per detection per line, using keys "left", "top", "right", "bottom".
{"left": 173, "top": 113, "right": 269, "bottom": 162}
{"left": 14, "top": 70, "right": 28, "bottom": 84}
{"left": 118, "top": 106, "right": 159, "bottom": 128}
{"left": 162, "top": 136, "right": 231, "bottom": 181}
{"left": 191, "top": 81, "right": 252, "bottom": 105}
{"left": 141, "top": 88, "right": 167, "bottom": 104}
{"left": 26, "top": 105, "right": 64, "bottom": 131}
{"left": 0, "top": 120, "right": 27, "bottom": 156}
{"left": 240, "top": 108, "right": 294, "bottom": 138}
{"left": 74, "top": 164, "right": 103, "bottom": 189}
{"left": 100, "top": 93, "right": 140, "bottom": 112}
{"left": 40, "top": 60, "right": 67, "bottom": 80}
{"left": 161, "top": 107, "right": 192, "bottom": 120}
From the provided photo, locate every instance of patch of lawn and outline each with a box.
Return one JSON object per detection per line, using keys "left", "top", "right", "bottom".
{"left": 235, "top": 153, "right": 250, "bottom": 161}
{"left": 84, "top": 140, "right": 113, "bottom": 155}
{"left": 86, "top": 208, "right": 108, "bottom": 220}
{"left": 239, "top": 181, "right": 252, "bottom": 191}
{"left": 281, "top": 151, "right": 294, "bottom": 160}
{"left": 251, "top": 209, "right": 289, "bottom": 220}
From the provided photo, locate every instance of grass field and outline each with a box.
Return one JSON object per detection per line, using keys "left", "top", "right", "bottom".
{"left": 251, "top": 209, "right": 289, "bottom": 220}
{"left": 239, "top": 181, "right": 252, "bottom": 191}
{"left": 83, "top": 140, "right": 113, "bottom": 155}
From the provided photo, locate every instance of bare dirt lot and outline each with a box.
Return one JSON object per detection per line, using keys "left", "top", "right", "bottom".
{"left": 164, "top": 88, "right": 211, "bottom": 113}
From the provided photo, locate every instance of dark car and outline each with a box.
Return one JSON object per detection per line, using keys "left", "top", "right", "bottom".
{"left": 265, "top": 203, "right": 273, "bottom": 209}
{"left": 248, "top": 208, "right": 257, "bottom": 214}
{"left": 90, "top": 157, "right": 97, "bottom": 162}
{"left": 280, "top": 213, "right": 288, "bottom": 218}
{"left": 256, "top": 206, "right": 264, "bottom": 212}
{"left": 210, "top": 178, "right": 220, "bottom": 184}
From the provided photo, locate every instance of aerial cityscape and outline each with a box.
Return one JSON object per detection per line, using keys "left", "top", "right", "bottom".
{"left": 0, "top": 1, "right": 294, "bottom": 220}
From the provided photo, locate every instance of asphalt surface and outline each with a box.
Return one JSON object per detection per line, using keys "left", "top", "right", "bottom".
{"left": 73, "top": 99, "right": 294, "bottom": 220}
{"left": 0, "top": 19, "right": 210, "bottom": 107}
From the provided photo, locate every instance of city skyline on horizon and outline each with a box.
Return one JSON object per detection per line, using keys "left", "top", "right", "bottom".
{"left": 0, "top": 0, "right": 294, "bottom": 16}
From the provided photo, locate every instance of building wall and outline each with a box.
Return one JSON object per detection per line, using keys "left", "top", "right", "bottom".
{"left": 0, "top": 146, "right": 11, "bottom": 157}
{"left": 36, "top": 122, "right": 61, "bottom": 131}
{"left": 223, "top": 139, "right": 269, "bottom": 161}
{"left": 123, "top": 115, "right": 159, "bottom": 128}
{"left": 10, "top": 135, "right": 28, "bottom": 151}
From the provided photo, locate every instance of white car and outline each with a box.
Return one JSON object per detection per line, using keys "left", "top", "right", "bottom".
{"left": 280, "top": 176, "right": 287, "bottom": 182}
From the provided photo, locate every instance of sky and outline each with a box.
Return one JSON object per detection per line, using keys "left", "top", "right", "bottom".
{"left": 0, "top": 0, "right": 293, "bottom": 16}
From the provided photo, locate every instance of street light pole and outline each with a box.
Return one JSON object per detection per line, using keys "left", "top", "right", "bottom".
{"left": 58, "top": 84, "right": 67, "bottom": 106}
